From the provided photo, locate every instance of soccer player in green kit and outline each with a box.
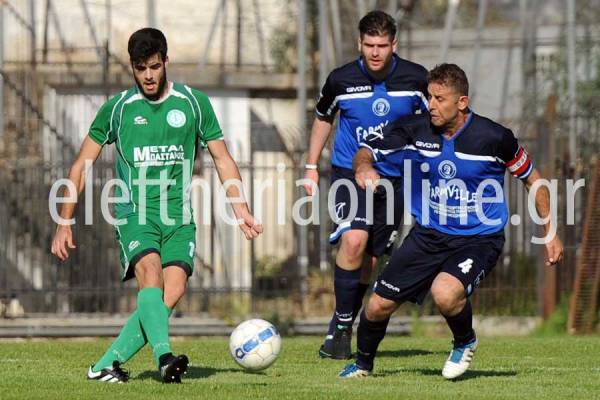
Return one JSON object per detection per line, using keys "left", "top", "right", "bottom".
{"left": 50, "top": 28, "right": 263, "bottom": 383}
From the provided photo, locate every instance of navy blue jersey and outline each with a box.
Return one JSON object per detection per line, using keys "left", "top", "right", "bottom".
{"left": 361, "top": 112, "right": 533, "bottom": 235}
{"left": 315, "top": 54, "right": 428, "bottom": 177}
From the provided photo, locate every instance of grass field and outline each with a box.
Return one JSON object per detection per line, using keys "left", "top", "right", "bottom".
{"left": 1, "top": 335, "right": 599, "bottom": 399}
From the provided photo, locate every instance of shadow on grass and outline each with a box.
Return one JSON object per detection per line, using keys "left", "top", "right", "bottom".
{"left": 377, "top": 367, "right": 517, "bottom": 380}
{"left": 377, "top": 349, "right": 443, "bottom": 358}
{"left": 136, "top": 365, "right": 265, "bottom": 382}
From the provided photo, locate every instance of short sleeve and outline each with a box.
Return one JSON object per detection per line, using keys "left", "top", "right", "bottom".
{"left": 194, "top": 91, "right": 223, "bottom": 145}
{"left": 315, "top": 73, "right": 338, "bottom": 118}
{"left": 88, "top": 97, "right": 119, "bottom": 145}
{"left": 499, "top": 128, "right": 533, "bottom": 180}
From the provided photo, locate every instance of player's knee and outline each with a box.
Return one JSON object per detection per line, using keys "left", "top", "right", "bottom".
{"left": 431, "top": 286, "right": 463, "bottom": 315}
{"left": 341, "top": 232, "right": 368, "bottom": 261}
{"left": 365, "top": 295, "right": 395, "bottom": 321}
{"left": 134, "top": 254, "right": 163, "bottom": 288}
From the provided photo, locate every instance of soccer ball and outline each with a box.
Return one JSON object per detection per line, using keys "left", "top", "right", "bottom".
{"left": 229, "top": 319, "right": 281, "bottom": 371}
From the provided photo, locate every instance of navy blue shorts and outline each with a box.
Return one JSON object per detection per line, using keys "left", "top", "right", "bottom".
{"left": 329, "top": 166, "right": 403, "bottom": 257}
{"left": 373, "top": 224, "right": 505, "bottom": 303}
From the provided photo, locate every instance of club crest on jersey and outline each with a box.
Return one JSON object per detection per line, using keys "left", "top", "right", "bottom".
{"left": 166, "top": 109, "right": 186, "bottom": 128}
{"left": 372, "top": 98, "right": 390, "bottom": 117}
{"left": 438, "top": 160, "right": 457, "bottom": 179}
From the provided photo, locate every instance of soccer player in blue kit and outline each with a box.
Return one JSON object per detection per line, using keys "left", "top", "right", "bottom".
{"left": 339, "top": 63, "right": 564, "bottom": 379}
{"left": 304, "top": 10, "right": 428, "bottom": 359}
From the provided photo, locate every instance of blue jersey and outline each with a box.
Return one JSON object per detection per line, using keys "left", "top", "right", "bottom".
{"left": 315, "top": 54, "right": 428, "bottom": 177}
{"left": 361, "top": 112, "right": 533, "bottom": 235}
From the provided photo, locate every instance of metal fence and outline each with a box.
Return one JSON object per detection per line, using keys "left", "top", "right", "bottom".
{"left": 1, "top": 0, "right": 599, "bottom": 320}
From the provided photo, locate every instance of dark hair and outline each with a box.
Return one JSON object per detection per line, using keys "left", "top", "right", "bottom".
{"left": 358, "top": 10, "right": 397, "bottom": 40}
{"left": 128, "top": 28, "right": 168, "bottom": 64}
{"left": 428, "top": 63, "right": 469, "bottom": 96}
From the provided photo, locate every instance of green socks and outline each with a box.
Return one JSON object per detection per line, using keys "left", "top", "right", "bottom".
{"left": 93, "top": 289, "right": 173, "bottom": 372}
{"left": 136, "top": 288, "right": 172, "bottom": 367}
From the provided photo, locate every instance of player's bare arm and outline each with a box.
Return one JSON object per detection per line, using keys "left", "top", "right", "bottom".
{"left": 523, "top": 168, "right": 564, "bottom": 266}
{"left": 207, "top": 139, "right": 263, "bottom": 240}
{"left": 353, "top": 147, "right": 380, "bottom": 190}
{"left": 303, "top": 116, "right": 334, "bottom": 195}
{"left": 51, "top": 136, "right": 103, "bottom": 261}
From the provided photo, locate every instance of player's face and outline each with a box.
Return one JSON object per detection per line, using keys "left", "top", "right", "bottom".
{"left": 358, "top": 34, "right": 397, "bottom": 74}
{"left": 427, "top": 82, "right": 468, "bottom": 128}
{"left": 132, "top": 53, "right": 169, "bottom": 101}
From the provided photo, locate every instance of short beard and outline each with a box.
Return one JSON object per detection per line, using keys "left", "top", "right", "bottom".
{"left": 135, "top": 70, "right": 168, "bottom": 101}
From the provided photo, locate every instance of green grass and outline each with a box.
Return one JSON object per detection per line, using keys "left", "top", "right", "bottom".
{"left": 1, "top": 336, "right": 599, "bottom": 399}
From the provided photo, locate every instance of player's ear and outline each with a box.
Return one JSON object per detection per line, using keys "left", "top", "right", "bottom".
{"left": 357, "top": 36, "right": 362, "bottom": 52}
{"left": 392, "top": 37, "right": 398, "bottom": 52}
{"left": 457, "top": 95, "right": 469, "bottom": 111}
{"left": 164, "top": 55, "right": 170, "bottom": 66}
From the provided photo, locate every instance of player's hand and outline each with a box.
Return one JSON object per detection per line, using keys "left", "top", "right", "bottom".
{"left": 51, "top": 225, "right": 76, "bottom": 262}
{"left": 355, "top": 164, "right": 380, "bottom": 190}
{"left": 238, "top": 211, "right": 263, "bottom": 240}
{"left": 303, "top": 169, "right": 319, "bottom": 196}
{"left": 544, "top": 234, "right": 563, "bottom": 266}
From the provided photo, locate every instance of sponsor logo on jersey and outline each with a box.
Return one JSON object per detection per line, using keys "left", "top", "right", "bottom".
{"left": 430, "top": 185, "right": 478, "bottom": 204}
{"left": 346, "top": 85, "right": 372, "bottom": 93}
{"left": 133, "top": 145, "right": 185, "bottom": 167}
{"left": 356, "top": 121, "right": 388, "bottom": 142}
{"left": 134, "top": 115, "right": 148, "bottom": 125}
{"left": 415, "top": 140, "right": 440, "bottom": 150}
{"left": 128, "top": 240, "right": 140, "bottom": 251}
{"left": 438, "top": 160, "right": 457, "bottom": 179}
{"left": 166, "top": 109, "right": 186, "bottom": 128}
{"left": 372, "top": 98, "right": 390, "bottom": 116}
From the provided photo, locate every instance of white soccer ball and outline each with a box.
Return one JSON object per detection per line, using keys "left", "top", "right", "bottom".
{"left": 229, "top": 319, "right": 282, "bottom": 371}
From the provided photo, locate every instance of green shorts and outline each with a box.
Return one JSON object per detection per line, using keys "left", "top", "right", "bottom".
{"left": 115, "top": 214, "right": 196, "bottom": 281}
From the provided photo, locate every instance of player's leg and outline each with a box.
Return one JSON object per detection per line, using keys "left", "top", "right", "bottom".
{"left": 89, "top": 218, "right": 162, "bottom": 382}
{"left": 434, "top": 235, "right": 504, "bottom": 379}
{"left": 431, "top": 272, "right": 478, "bottom": 380}
{"left": 339, "top": 293, "right": 399, "bottom": 378}
{"left": 156, "top": 222, "right": 196, "bottom": 382}
{"left": 355, "top": 255, "right": 376, "bottom": 319}
{"left": 340, "top": 226, "right": 438, "bottom": 378}
{"left": 431, "top": 272, "right": 473, "bottom": 344}
{"left": 321, "top": 167, "right": 371, "bottom": 359}
{"left": 320, "top": 230, "right": 369, "bottom": 359}
{"left": 134, "top": 252, "right": 173, "bottom": 367}
{"left": 157, "top": 266, "right": 190, "bottom": 383}
{"left": 91, "top": 269, "right": 182, "bottom": 375}
{"left": 323, "top": 254, "right": 372, "bottom": 346}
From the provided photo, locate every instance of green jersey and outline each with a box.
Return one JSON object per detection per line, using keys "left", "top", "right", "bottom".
{"left": 88, "top": 82, "right": 223, "bottom": 221}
